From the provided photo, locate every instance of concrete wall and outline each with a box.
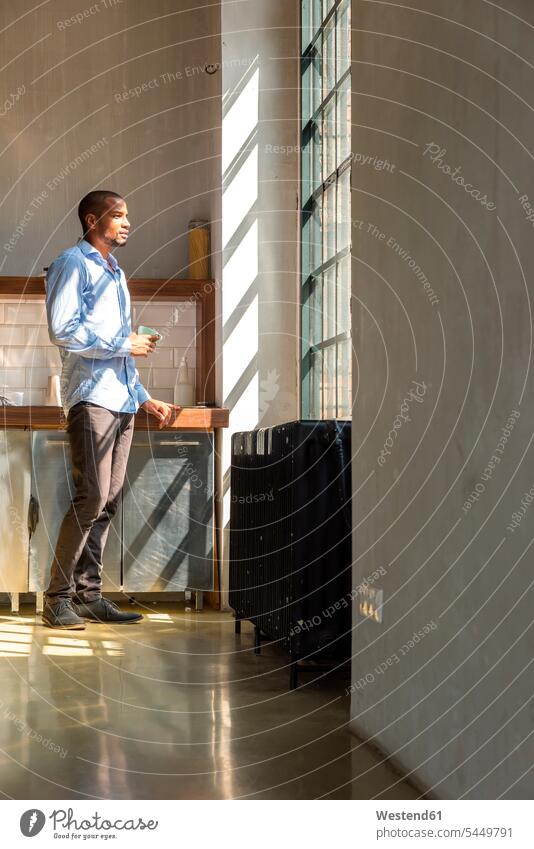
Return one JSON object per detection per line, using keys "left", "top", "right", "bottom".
{"left": 350, "top": 0, "right": 534, "bottom": 798}
{"left": 219, "top": 0, "right": 300, "bottom": 606}
{"left": 0, "top": 0, "right": 221, "bottom": 279}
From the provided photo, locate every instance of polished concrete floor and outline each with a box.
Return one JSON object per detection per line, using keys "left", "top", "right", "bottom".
{"left": 0, "top": 604, "right": 419, "bottom": 800}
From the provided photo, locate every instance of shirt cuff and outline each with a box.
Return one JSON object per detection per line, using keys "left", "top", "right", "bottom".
{"left": 137, "top": 385, "right": 151, "bottom": 406}
{"left": 113, "top": 336, "right": 132, "bottom": 356}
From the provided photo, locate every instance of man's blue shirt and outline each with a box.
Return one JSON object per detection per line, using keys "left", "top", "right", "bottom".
{"left": 45, "top": 239, "right": 151, "bottom": 416}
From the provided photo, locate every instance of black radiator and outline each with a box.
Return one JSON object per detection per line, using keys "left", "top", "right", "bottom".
{"left": 229, "top": 420, "right": 352, "bottom": 688}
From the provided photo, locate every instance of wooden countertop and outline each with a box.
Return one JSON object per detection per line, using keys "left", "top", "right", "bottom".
{"left": 0, "top": 406, "right": 229, "bottom": 431}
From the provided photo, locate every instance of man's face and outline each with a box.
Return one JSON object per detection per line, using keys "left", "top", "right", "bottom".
{"left": 87, "top": 197, "right": 130, "bottom": 248}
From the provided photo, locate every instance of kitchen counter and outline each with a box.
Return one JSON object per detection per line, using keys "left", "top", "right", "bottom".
{"left": 0, "top": 405, "right": 229, "bottom": 431}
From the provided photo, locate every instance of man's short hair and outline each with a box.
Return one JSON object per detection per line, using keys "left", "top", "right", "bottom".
{"left": 78, "top": 190, "right": 124, "bottom": 235}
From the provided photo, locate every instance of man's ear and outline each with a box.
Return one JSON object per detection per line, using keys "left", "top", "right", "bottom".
{"left": 85, "top": 213, "right": 96, "bottom": 231}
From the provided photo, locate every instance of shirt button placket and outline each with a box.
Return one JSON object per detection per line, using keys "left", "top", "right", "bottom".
{"left": 117, "top": 269, "right": 135, "bottom": 410}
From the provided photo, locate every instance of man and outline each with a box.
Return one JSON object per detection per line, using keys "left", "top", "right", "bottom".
{"left": 42, "top": 190, "right": 176, "bottom": 630}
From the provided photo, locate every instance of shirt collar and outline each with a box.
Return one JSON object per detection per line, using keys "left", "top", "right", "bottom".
{"left": 78, "top": 238, "right": 119, "bottom": 272}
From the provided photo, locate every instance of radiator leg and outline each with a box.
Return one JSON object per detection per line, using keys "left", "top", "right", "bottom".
{"left": 195, "top": 591, "right": 203, "bottom": 611}
{"left": 9, "top": 593, "right": 19, "bottom": 615}
{"left": 234, "top": 617, "right": 241, "bottom": 635}
{"left": 289, "top": 656, "right": 299, "bottom": 690}
{"left": 254, "top": 624, "right": 261, "bottom": 655}
{"left": 35, "top": 592, "right": 44, "bottom": 614}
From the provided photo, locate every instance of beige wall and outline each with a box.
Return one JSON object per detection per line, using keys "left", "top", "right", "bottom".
{"left": 0, "top": 0, "right": 221, "bottom": 280}
{"left": 350, "top": 0, "right": 534, "bottom": 798}
{"left": 219, "top": 0, "right": 300, "bottom": 606}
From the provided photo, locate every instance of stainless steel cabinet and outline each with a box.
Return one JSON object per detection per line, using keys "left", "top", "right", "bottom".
{"left": 0, "top": 432, "right": 31, "bottom": 593}
{"left": 0, "top": 429, "right": 214, "bottom": 597}
{"left": 29, "top": 431, "right": 122, "bottom": 592}
{"left": 122, "top": 431, "right": 214, "bottom": 592}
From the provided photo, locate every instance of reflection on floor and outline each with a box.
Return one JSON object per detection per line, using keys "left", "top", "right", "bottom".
{"left": 0, "top": 605, "right": 419, "bottom": 800}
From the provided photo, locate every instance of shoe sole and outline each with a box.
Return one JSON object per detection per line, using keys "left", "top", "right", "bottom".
{"left": 42, "top": 620, "right": 86, "bottom": 630}
{"left": 78, "top": 617, "right": 143, "bottom": 624}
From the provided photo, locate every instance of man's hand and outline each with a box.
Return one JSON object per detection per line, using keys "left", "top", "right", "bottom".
{"left": 129, "top": 332, "right": 158, "bottom": 357}
{"left": 140, "top": 399, "right": 181, "bottom": 429}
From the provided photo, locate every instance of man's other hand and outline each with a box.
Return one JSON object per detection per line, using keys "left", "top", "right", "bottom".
{"left": 140, "top": 399, "right": 181, "bottom": 428}
{"left": 129, "top": 332, "right": 158, "bottom": 357}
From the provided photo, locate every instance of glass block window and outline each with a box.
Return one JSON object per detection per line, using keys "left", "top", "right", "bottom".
{"left": 301, "top": 0, "right": 351, "bottom": 420}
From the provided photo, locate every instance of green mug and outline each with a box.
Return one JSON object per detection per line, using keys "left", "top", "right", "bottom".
{"left": 137, "top": 325, "right": 162, "bottom": 342}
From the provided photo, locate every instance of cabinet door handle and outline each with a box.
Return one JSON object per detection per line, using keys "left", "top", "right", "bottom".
{"left": 158, "top": 441, "right": 201, "bottom": 447}
{"left": 132, "top": 440, "right": 201, "bottom": 447}
{"left": 28, "top": 495, "right": 39, "bottom": 536}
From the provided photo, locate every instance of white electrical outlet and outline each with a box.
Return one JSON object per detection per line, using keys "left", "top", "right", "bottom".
{"left": 359, "top": 587, "right": 383, "bottom": 623}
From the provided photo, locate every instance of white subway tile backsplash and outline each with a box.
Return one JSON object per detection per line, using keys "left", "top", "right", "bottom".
{"left": 174, "top": 347, "right": 196, "bottom": 367}
{"left": 46, "top": 348, "right": 62, "bottom": 367}
{"left": 171, "top": 326, "right": 196, "bottom": 348}
{"left": 4, "top": 302, "right": 47, "bottom": 325}
{"left": 136, "top": 368, "right": 150, "bottom": 385}
{"left": 7, "top": 388, "right": 46, "bottom": 405}
{"left": 147, "top": 346, "right": 174, "bottom": 367}
{"left": 156, "top": 325, "right": 196, "bottom": 349}
{"left": 149, "top": 368, "right": 178, "bottom": 389}
{"left": 0, "top": 326, "right": 26, "bottom": 346}
{"left": 25, "top": 326, "right": 52, "bottom": 346}
{"left": 149, "top": 387, "right": 174, "bottom": 403}
{"left": 130, "top": 303, "right": 198, "bottom": 374}
{"left": 0, "top": 297, "right": 199, "bottom": 402}
{"left": 173, "top": 303, "right": 197, "bottom": 326}
{"left": 0, "top": 326, "right": 51, "bottom": 346}
{"left": 139, "top": 373, "right": 153, "bottom": 389}
{"left": 0, "top": 369, "right": 26, "bottom": 387}
{"left": 179, "top": 367, "right": 195, "bottom": 386}
{"left": 4, "top": 347, "right": 60, "bottom": 368}
{"left": 26, "top": 389, "right": 46, "bottom": 405}
{"left": 26, "top": 367, "right": 61, "bottom": 388}
{"left": 133, "top": 301, "right": 197, "bottom": 327}
{"left": 136, "top": 366, "right": 196, "bottom": 393}
{"left": 135, "top": 304, "right": 175, "bottom": 328}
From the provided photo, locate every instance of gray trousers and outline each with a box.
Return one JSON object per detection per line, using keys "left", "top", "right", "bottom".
{"left": 45, "top": 402, "right": 134, "bottom": 602}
